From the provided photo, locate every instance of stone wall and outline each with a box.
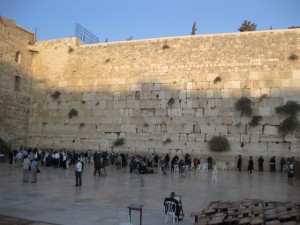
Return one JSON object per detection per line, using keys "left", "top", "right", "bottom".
{"left": 0, "top": 17, "right": 35, "bottom": 150}
{"left": 26, "top": 28, "right": 300, "bottom": 167}
{"left": 0, "top": 15, "right": 299, "bottom": 167}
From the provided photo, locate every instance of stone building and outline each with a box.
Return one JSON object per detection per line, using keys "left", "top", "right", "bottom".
{"left": 0, "top": 16, "right": 299, "bottom": 167}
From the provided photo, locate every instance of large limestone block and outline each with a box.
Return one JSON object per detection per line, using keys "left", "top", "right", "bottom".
{"left": 113, "top": 100, "right": 126, "bottom": 109}
{"left": 267, "top": 143, "right": 290, "bottom": 155}
{"left": 259, "top": 107, "right": 271, "bottom": 116}
{"left": 292, "top": 70, "right": 300, "bottom": 80}
{"left": 263, "top": 126, "right": 279, "bottom": 135}
{"left": 260, "top": 134, "right": 282, "bottom": 143}
{"left": 47, "top": 102, "right": 58, "bottom": 110}
{"left": 201, "top": 125, "right": 216, "bottom": 134}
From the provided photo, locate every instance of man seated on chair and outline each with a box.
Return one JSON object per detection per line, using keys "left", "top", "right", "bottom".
{"left": 164, "top": 192, "right": 182, "bottom": 220}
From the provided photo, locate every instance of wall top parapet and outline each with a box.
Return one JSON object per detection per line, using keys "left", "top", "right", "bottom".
{"left": 33, "top": 28, "right": 300, "bottom": 48}
{"left": 77, "top": 28, "right": 300, "bottom": 47}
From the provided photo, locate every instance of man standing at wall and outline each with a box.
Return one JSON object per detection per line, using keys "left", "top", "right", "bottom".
{"left": 270, "top": 156, "right": 276, "bottom": 172}
{"left": 22, "top": 155, "right": 31, "bottom": 182}
{"left": 258, "top": 156, "right": 264, "bottom": 172}
{"left": 74, "top": 159, "right": 82, "bottom": 186}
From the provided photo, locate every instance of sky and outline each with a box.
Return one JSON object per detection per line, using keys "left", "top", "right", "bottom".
{"left": 1, "top": 0, "right": 299, "bottom": 43}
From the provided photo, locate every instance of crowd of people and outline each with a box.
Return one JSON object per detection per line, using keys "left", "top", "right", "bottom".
{"left": 5, "top": 146, "right": 297, "bottom": 186}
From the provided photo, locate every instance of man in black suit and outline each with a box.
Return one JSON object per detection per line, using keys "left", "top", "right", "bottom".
{"left": 164, "top": 192, "right": 182, "bottom": 220}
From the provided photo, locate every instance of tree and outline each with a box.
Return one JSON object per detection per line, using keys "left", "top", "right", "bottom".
{"left": 126, "top": 36, "right": 133, "bottom": 41}
{"left": 238, "top": 20, "right": 257, "bottom": 32}
{"left": 191, "top": 20, "right": 197, "bottom": 35}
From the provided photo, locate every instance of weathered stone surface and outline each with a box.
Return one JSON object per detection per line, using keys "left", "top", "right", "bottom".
{"left": 0, "top": 17, "right": 299, "bottom": 164}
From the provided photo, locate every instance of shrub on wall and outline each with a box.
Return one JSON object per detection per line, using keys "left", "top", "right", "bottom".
{"left": 162, "top": 43, "right": 170, "bottom": 49}
{"left": 168, "top": 97, "right": 175, "bottom": 107}
{"left": 163, "top": 138, "right": 171, "bottom": 145}
{"left": 208, "top": 135, "right": 231, "bottom": 152}
{"left": 213, "top": 77, "right": 222, "bottom": 84}
{"left": 275, "top": 101, "right": 300, "bottom": 117}
{"left": 276, "top": 101, "right": 300, "bottom": 135}
{"left": 113, "top": 138, "right": 125, "bottom": 147}
{"left": 68, "top": 108, "right": 78, "bottom": 119}
{"left": 51, "top": 91, "right": 61, "bottom": 99}
{"left": 289, "top": 53, "right": 298, "bottom": 61}
{"left": 235, "top": 97, "right": 253, "bottom": 117}
{"left": 249, "top": 115, "right": 262, "bottom": 127}
{"left": 279, "top": 117, "right": 300, "bottom": 135}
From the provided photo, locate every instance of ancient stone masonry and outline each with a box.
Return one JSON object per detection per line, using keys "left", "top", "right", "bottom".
{"left": 0, "top": 16, "right": 300, "bottom": 167}
{"left": 0, "top": 17, "right": 35, "bottom": 149}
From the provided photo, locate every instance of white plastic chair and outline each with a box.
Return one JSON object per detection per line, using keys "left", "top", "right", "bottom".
{"left": 191, "top": 162, "right": 195, "bottom": 170}
{"left": 118, "top": 211, "right": 133, "bottom": 225}
{"left": 196, "top": 164, "right": 202, "bottom": 173}
{"left": 173, "top": 165, "right": 179, "bottom": 173}
{"left": 202, "top": 163, "right": 208, "bottom": 173}
{"left": 212, "top": 169, "right": 218, "bottom": 183}
{"left": 222, "top": 162, "right": 227, "bottom": 172}
{"left": 165, "top": 201, "right": 178, "bottom": 224}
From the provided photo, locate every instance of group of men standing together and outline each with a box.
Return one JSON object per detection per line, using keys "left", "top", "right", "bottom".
{"left": 237, "top": 155, "right": 295, "bottom": 184}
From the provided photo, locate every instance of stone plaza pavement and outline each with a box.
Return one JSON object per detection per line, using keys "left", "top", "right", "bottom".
{"left": 0, "top": 162, "right": 299, "bottom": 225}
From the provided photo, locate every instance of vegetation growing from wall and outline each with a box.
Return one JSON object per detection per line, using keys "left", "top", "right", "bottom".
{"left": 163, "top": 138, "right": 171, "bottom": 145}
{"left": 208, "top": 135, "right": 231, "bottom": 152}
{"left": 68, "top": 46, "right": 74, "bottom": 53}
{"left": 68, "top": 108, "right": 78, "bottom": 119}
{"left": 235, "top": 97, "right": 253, "bottom": 117}
{"left": 162, "top": 43, "right": 170, "bottom": 49}
{"left": 168, "top": 97, "right": 175, "bottom": 107}
{"left": 249, "top": 115, "right": 262, "bottom": 127}
{"left": 289, "top": 53, "right": 298, "bottom": 61}
{"left": 113, "top": 138, "right": 125, "bottom": 147}
{"left": 213, "top": 76, "right": 222, "bottom": 84}
{"left": 276, "top": 101, "right": 300, "bottom": 135}
{"left": 51, "top": 91, "right": 61, "bottom": 99}
{"left": 238, "top": 20, "right": 257, "bottom": 32}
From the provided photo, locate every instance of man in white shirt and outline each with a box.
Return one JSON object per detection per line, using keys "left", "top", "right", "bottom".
{"left": 75, "top": 159, "right": 82, "bottom": 186}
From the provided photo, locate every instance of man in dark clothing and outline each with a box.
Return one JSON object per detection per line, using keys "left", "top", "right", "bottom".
{"left": 164, "top": 192, "right": 182, "bottom": 219}
{"left": 270, "top": 156, "right": 276, "bottom": 172}
{"left": 237, "top": 155, "right": 242, "bottom": 171}
{"left": 94, "top": 152, "right": 101, "bottom": 176}
{"left": 248, "top": 156, "right": 254, "bottom": 173}
{"left": 258, "top": 156, "right": 264, "bottom": 172}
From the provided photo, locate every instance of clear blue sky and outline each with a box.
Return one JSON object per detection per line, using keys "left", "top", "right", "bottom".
{"left": 1, "top": 0, "right": 299, "bottom": 43}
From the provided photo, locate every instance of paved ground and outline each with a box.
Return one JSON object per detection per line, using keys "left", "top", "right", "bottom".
{"left": 0, "top": 162, "right": 299, "bottom": 225}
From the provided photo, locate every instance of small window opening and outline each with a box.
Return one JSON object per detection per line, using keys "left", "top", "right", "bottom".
{"left": 15, "top": 51, "right": 22, "bottom": 63}
{"left": 135, "top": 91, "right": 140, "bottom": 100}
{"left": 15, "top": 76, "right": 20, "bottom": 91}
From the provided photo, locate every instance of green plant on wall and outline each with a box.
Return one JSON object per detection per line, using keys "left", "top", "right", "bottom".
{"left": 79, "top": 122, "right": 85, "bottom": 128}
{"left": 162, "top": 43, "right": 170, "bottom": 49}
{"left": 235, "top": 97, "right": 253, "bottom": 117}
{"left": 213, "top": 76, "right": 222, "bottom": 84}
{"left": 68, "top": 46, "right": 74, "bottom": 53}
{"left": 275, "top": 101, "right": 300, "bottom": 117}
{"left": 279, "top": 117, "right": 300, "bottom": 135}
{"left": 289, "top": 53, "right": 298, "bottom": 61}
{"left": 163, "top": 138, "right": 171, "bottom": 145}
{"left": 275, "top": 101, "right": 300, "bottom": 135}
{"left": 249, "top": 115, "right": 262, "bottom": 127}
{"left": 208, "top": 135, "right": 231, "bottom": 152}
{"left": 113, "top": 138, "right": 125, "bottom": 147}
{"left": 168, "top": 97, "right": 175, "bottom": 107}
{"left": 68, "top": 108, "right": 78, "bottom": 119}
{"left": 51, "top": 91, "right": 61, "bottom": 99}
